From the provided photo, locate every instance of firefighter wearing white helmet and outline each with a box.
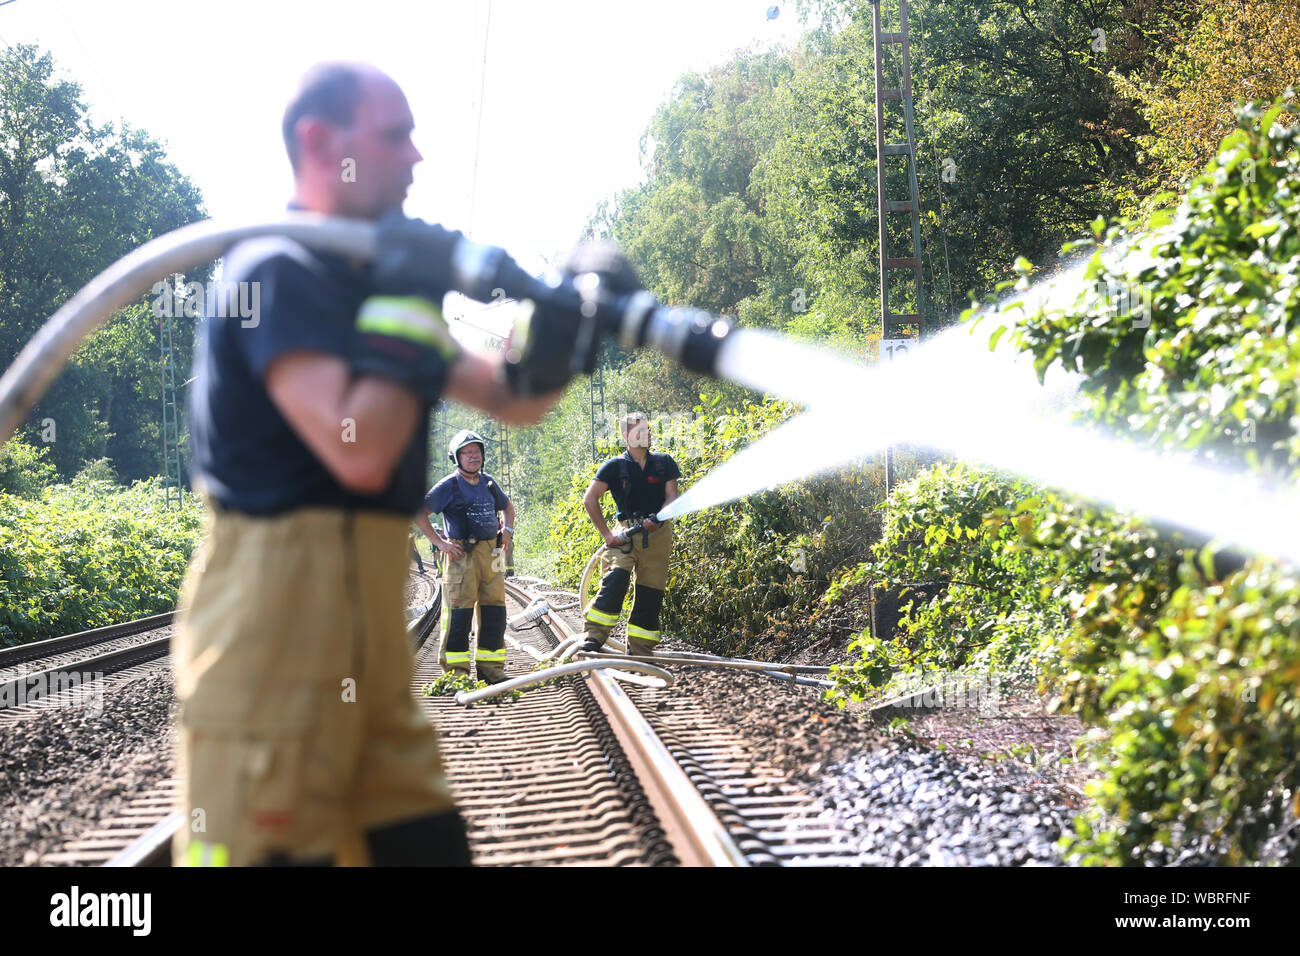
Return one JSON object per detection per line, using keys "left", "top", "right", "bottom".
{"left": 415, "top": 429, "right": 514, "bottom": 683}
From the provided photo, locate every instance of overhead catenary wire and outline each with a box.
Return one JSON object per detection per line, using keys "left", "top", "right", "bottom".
{"left": 465, "top": 0, "right": 493, "bottom": 241}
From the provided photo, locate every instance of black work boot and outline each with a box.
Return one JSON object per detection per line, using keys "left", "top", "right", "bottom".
{"left": 579, "top": 638, "right": 604, "bottom": 653}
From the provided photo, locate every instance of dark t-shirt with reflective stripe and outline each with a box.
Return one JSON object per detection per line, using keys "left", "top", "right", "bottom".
{"left": 188, "top": 238, "right": 434, "bottom": 516}
{"left": 595, "top": 451, "right": 680, "bottom": 519}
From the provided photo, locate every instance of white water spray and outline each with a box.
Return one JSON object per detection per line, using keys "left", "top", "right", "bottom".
{"left": 659, "top": 241, "right": 1300, "bottom": 567}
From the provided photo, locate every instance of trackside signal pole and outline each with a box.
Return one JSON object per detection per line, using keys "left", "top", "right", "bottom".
{"left": 871, "top": 0, "right": 926, "bottom": 494}
{"left": 160, "top": 282, "right": 184, "bottom": 510}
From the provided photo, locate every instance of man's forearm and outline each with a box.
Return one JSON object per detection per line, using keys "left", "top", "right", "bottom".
{"left": 414, "top": 512, "right": 446, "bottom": 549}
{"left": 445, "top": 353, "right": 561, "bottom": 426}
{"left": 267, "top": 352, "right": 421, "bottom": 494}
{"left": 584, "top": 495, "right": 612, "bottom": 539}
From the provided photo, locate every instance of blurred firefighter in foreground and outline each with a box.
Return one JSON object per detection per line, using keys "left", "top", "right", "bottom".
{"left": 175, "top": 62, "right": 571, "bottom": 866}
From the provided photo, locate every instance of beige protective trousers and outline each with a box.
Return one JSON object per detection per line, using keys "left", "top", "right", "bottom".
{"left": 439, "top": 540, "right": 508, "bottom": 681}
{"left": 173, "top": 505, "right": 458, "bottom": 866}
{"left": 583, "top": 520, "right": 673, "bottom": 656}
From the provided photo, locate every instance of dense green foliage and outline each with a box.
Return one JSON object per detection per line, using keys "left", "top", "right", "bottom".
{"left": 829, "top": 102, "right": 1300, "bottom": 864}
{"left": 0, "top": 478, "right": 203, "bottom": 646}
{"left": 0, "top": 436, "right": 57, "bottom": 499}
{"left": 1, "top": 44, "right": 207, "bottom": 482}
{"left": 828, "top": 464, "right": 1070, "bottom": 694}
{"left": 527, "top": 0, "right": 1220, "bottom": 572}
{"left": 1115, "top": 0, "right": 1300, "bottom": 199}
{"left": 1017, "top": 101, "right": 1300, "bottom": 864}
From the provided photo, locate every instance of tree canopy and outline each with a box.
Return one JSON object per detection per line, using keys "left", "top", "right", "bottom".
{"left": 0, "top": 44, "right": 207, "bottom": 481}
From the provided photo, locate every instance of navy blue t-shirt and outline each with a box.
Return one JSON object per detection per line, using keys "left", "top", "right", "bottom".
{"left": 188, "top": 237, "right": 433, "bottom": 516}
{"left": 595, "top": 451, "right": 680, "bottom": 519}
{"left": 424, "top": 472, "right": 509, "bottom": 540}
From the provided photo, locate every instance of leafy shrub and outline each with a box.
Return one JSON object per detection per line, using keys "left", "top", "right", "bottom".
{"left": 830, "top": 101, "right": 1300, "bottom": 864}
{"left": 75, "top": 457, "right": 119, "bottom": 485}
{"left": 828, "top": 464, "right": 1070, "bottom": 700}
{"left": 1067, "top": 556, "right": 1300, "bottom": 864}
{"left": 0, "top": 476, "right": 202, "bottom": 645}
{"left": 0, "top": 437, "right": 57, "bottom": 499}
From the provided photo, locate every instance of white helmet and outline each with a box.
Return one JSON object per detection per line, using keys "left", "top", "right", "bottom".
{"left": 448, "top": 429, "right": 486, "bottom": 467}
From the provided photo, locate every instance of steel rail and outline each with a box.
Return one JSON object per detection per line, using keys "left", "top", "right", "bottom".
{"left": 503, "top": 579, "right": 749, "bottom": 867}
{"left": 2, "top": 634, "right": 171, "bottom": 710}
{"left": 0, "top": 612, "right": 174, "bottom": 669}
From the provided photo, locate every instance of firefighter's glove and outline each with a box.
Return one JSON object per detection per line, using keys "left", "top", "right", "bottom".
{"left": 502, "top": 297, "right": 587, "bottom": 397}
{"left": 503, "top": 242, "right": 642, "bottom": 397}
{"left": 562, "top": 241, "right": 642, "bottom": 296}
{"left": 371, "top": 212, "right": 462, "bottom": 302}
{"left": 352, "top": 296, "right": 461, "bottom": 404}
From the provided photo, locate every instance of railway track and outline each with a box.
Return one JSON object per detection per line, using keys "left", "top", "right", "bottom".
{"left": 497, "top": 580, "right": 876, "bottom": 866}
{"left": 421, "top": 579, "right": 747, "bottom": 866}
{"left": 39, "top": 570, "right": 871, "bottom": 867}
{"left": 0, "top": 615, "right": 175, "bottom": 723}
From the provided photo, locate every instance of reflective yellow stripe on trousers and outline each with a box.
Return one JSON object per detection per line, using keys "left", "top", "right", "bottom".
{"left": 185, "top": 840, "right": 230, "bottom": 867}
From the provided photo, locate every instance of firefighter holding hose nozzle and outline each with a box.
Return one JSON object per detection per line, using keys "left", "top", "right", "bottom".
{"left": 174, "top": 62, "right": 620, "bottom": 867}
{"left": 580, "top": 411, "right": 681, "bottom": 657}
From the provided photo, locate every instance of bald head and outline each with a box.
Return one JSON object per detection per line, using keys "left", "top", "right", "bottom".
{"left": 283, "top": 62, "right": 422, "bottom": 219}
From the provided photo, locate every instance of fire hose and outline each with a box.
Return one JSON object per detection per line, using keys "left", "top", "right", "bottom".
{"left": 0, "top": 214, "right": 741, "bottom": 445}
{"left": 0, "top": 215, "right": 839, "bottom": 701}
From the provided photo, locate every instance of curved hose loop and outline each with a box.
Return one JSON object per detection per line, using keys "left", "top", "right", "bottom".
{"left": 0, "top": 214, "right": 377, "bottom": 445}
{"left": 577, "top": 543, "right": 607, "bottom": 613}
{"left": 540, "top": 635, "right": 584, "bottom": 662}
{"left": 454, "top": 658, "right": 674, "bottom": 705}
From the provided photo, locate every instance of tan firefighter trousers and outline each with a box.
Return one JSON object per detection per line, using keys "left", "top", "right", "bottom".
{"left": 172, "top": 504, "right": 458, "bottom": 866}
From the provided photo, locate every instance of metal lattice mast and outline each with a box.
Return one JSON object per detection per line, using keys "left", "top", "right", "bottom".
{"left": 432, "top": 402, "right": 449, "bottom": 474}
{"left": 589, "top": 362, "right": 606, "bottom": 463}
{"left": 160, "top": 280, "right": 184, "bottom": 510}
{"left": 496, "top": 421, "right": 511, "bottom": 497}
{"left": 872, "top": 0, "right": 925, "bottom": 342}
{"left": 872, "top": 0, "right": 926, "bottom": 494}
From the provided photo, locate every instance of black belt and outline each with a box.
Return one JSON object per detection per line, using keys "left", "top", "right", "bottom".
{"left": 455, "top": 534, "right": 501, "bottom": 546}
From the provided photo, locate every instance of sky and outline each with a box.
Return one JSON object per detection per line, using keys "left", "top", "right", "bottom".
{"left": 1, "top": 0, "right": 807, "bottom": 341}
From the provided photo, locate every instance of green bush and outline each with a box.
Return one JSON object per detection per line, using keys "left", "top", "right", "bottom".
{"left": 828, "top": 464, "right": 1070, "bottom": 699}
{"left": 1012, "top": 100, "right": 1300, "bottom": 864}
{"left": 0, "top": 476, "right": 203, "bottom": 645}
{"left": 0, "top": 437, "right": 57, "bottom": 499}
{"left": 829, "top": 101, "right": 1300, "bottom": 864}
{"left": 1067, "top": 556, "right": 1300, "bottom": 864}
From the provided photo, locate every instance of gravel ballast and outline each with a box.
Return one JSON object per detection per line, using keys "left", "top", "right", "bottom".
{"left": 0, "top": 668, "right": 176, "bottom": 867}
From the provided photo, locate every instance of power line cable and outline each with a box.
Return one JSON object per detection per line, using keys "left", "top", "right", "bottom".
{"left": 51, "top": 0, "right": 124, "bottom": 121}
{"left": 466, "top": 0, "right": 493, "bottom": 241}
